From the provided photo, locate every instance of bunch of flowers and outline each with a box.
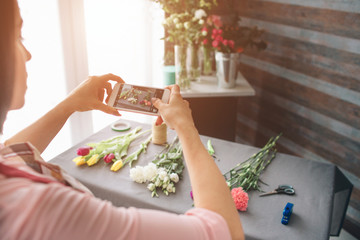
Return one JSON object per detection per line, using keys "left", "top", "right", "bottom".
{"left": 130, "top": 137, "right": 184, "bottom": 197}
{"left": 72, "top": 127, "right": 151, "bottom": 172}
{"left": 201, "top": 15, "right": 222, "bottom": 49}
{"left": 223, "top": 134, "right": 281, "bottom": 192}
{"left": 203, "top": 15, "right": 267, "bottom": 53}
{"left": 162, "top": 9, "right": 207, "bottom": 46}
{"left": 130, "top": 163, "right": 180, "bottom": 197}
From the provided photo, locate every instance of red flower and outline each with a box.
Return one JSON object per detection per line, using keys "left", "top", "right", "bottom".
{"left": 77, "top": 147, "right": 93, "bottom": 156}
{"left": 212, "top": 40, "right": 220, "bottom": 48}
{"left": 223, "top": 39, "right": 228, "bottom": 46}
{"left": 231, "top": 187, "right": 249, "bottom": 211}
{"left": 202, "top": 39, "right": 208, "bottom": 45}
{"left": 215, "top": 35, "right": 223, "bottom": 42}
{"left": 104, "top": 153, "right": 115, "bottom": 163}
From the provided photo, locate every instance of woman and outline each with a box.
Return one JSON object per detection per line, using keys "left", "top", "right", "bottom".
{"left": 0, "top": 0, "right": 245, "bottom": 239}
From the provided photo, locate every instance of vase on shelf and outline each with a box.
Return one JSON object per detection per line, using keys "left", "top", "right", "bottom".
{"left": 187, "top": 43, "right": 201, "bottom": 82}
{"left": 202, "top": 46, "right": 214, "bottom": 76}
{"left": 215, "top": 51, "right": 239, "bottom": 89}
{"left": 175, "top": 44, "right": 190, "bottom": 90}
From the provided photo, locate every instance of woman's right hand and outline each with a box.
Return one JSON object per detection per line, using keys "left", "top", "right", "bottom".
{"left": 151, "top": 85, "right": 195, "bottom": 132}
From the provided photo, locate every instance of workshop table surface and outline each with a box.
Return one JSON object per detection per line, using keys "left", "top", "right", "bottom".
{"left": 50, "top": 119, "right": 352, "bottom": 240}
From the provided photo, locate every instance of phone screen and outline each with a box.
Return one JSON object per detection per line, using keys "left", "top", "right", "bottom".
{"left": 113, "top": 84, "right": 164, "bottom": 114}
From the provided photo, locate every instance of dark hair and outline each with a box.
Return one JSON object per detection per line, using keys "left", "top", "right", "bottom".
{"left": 0, "top": 0, "right": 16, "bottom": 133}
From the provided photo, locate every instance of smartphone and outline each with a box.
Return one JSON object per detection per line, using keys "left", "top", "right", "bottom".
{"left": 107, "top": 83, "right": 170, "bottom": 116}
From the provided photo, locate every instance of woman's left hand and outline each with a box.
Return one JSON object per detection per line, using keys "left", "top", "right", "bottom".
{"left": 63, "top": 73, "right": 124, "bottom": 116}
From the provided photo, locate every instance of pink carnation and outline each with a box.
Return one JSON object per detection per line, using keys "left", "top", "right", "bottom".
{"left": 231, "top": 187, "right": 249, "bottom": 211}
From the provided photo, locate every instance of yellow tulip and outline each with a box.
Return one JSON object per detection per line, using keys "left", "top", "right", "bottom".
{"left": 110, "top": 160, "right": 124, "bottom": 172}
{"left": 72, "top": 156, "right": 86, "bottom": 166}
{"left": 86, "top": 154, "right": 100, "bottom": 166}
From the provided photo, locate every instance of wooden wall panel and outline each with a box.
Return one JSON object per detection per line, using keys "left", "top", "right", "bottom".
{"left": 232, "top": 0, "right": 360, "bottom": 236}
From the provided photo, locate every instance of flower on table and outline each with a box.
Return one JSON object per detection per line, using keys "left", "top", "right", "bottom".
{"left": 87, "top": 154, "right": 100, "bottom": 166}
{"left": 110, "top": 160, "right": 124, "bottom": 172}
{"left": 104, "top": 153, "right": 115, "bottom": 163}
{"left": 77, "top": 147, "right": 93, "bottom": 156}
{"left": 129, "top": 166, "right": 147, "bottom": 183}
{"left": 231, "top": 187, "right": 249, "bottom": 211}
{"left": 72, "top": 156, "right": 86, "bottom": 166}
{"left": 143, "top": 162, "right": 157, "bottom": 181}
{"left": 129, "top": 163, "right": 179, "bottom": 197}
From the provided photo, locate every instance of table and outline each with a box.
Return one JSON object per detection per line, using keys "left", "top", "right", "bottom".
{"left": 50, "top": 120, "right": 352, "bottom": 240}
{"left": 180, "top": 73, "right": 255, "bottom": 141}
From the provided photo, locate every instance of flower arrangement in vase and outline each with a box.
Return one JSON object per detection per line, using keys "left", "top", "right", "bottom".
{"left": 206, "top": 15, "right": 267, "bottom": 88}
{"left": 151, "top": 0, "right": 217, "bottom": 89}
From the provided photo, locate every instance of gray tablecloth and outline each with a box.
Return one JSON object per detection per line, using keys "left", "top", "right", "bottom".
{"left": 50, "top": 120, "right": 352, "bottom": 240}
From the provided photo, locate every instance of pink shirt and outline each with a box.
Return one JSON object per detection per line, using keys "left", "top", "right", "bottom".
{"left": 0, "top": 143, "right": 231, "bottom": 240}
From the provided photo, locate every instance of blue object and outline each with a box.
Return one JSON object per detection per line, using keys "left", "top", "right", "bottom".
{"left": 281, "top": 202, "right": 294, "bottom": 225}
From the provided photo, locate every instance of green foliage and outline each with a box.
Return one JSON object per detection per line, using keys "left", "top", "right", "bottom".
{"left": 223, "top": 134, "right": 282, "bottom": 192}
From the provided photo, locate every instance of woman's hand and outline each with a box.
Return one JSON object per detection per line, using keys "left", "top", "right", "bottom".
{"left": 63, "top": 73, "right": 124, "bottom": 116}
{"left": 152, "top": 85, "right": 195, "bottom": 132}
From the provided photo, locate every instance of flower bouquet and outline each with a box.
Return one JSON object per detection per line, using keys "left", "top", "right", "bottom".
{"left": 162, "top": 9, "right": 209, "bottom": 87}
{"left": 206, "top": 15, "right": 267, "bottom": 88}
{"left": 72, "top": 127, "right": 151, "bottom": 172}
{"left": 130, "top": 136, "right": 184, "bottom": 197}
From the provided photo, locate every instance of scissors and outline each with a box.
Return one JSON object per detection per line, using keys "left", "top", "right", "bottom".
{"left": 259, "top": 185, "right": 295, "bottom": 197}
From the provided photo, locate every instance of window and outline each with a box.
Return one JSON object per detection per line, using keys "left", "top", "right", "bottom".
{"left": 3, "top": 0, "right": 70, "bottom": 160}
{"left": 84, "top": 0, "right": 165, "bottom": 132}
{"left": 2, "top": 0, "right": 165, "bottom": 160}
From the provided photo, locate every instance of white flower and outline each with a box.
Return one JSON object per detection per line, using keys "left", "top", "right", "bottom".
{"left": 154, "top": 178, "right": 161, "bottom": 187}
{"left": 198, "top": 19, "right": 204, "bottom": 25}
{"left": 163, "top": 176, "right": 170, "bottom": 183}
{"left": 158, "top": 170, "right": 167, "bottom": 180}
{"left": 147, "top": 183, "right": 156, "bottom": 191}
{"left": 173, "top": 18, "right": 179, "bottom": 24}
{"left": 170, "top": 173, "right": 179, "bottom": 183}
{"left": 129, "top": 166, "right": 146, "bottom": 183}
{"left": 143, "top": 163, "right": 157, "bottom": 181}
{"left": 167, "top": 183, "right": 174, "bottom": 193}
{"left": 194, "top": 9, "right": 207, "bottom": 19}
{"left": 184, "top": 22, "right": 191, "bottom": 29}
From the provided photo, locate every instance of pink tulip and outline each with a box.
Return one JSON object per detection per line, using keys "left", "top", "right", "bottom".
{"left": 104, "top": 153, "right": 115, "bottom": 163}
{"left": 77, "top": 147, "right": 92, "bottom": 156}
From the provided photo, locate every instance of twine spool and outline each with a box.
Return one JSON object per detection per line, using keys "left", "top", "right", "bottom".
{"left": 152, "top": 120, "right": 167, "bottom": 145}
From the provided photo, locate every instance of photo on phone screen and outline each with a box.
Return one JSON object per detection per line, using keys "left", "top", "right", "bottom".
{"left": 113, "top": 84, "right": 165, "bottom": 114}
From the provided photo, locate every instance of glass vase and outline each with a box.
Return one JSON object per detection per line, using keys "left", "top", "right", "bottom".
{"left": 187, "top": 43, "right": 201, "bottom": 82}
{"left": 175, "top": 44, "right": 190, "bottom": 90}
{"left": 202, "top": 46, "right": 213, "bottom": 76}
